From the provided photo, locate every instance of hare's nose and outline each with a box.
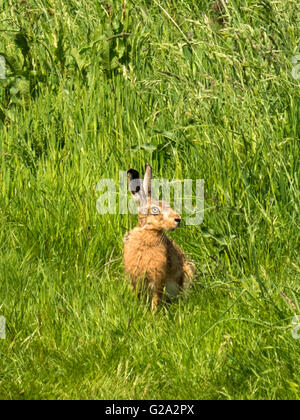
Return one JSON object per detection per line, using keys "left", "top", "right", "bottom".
{"left": 175, "top": 218, "right": 181, "bottom": 225}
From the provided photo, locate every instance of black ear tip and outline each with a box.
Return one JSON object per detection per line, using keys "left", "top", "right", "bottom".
{"left": 127, "top": 169, "right": 139, "bottom": 179}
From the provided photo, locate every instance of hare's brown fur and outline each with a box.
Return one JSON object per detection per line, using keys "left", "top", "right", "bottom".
{"left": 123, "top": 164, "right": 195, "bottom": 310}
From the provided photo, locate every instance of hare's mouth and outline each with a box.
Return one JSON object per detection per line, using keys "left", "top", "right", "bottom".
{"left": 169, "top": 220, "right": 181, "bottom": 231}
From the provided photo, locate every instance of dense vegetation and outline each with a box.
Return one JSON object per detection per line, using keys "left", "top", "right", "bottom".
{"left": 0, "top": 0, "right": 299, "bottom": 399}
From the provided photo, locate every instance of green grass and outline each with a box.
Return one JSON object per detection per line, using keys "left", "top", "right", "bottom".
{"left": 0, "top": 0, "right": 300, "bottom": 400}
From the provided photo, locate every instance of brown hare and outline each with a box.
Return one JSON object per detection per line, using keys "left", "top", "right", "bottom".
{"left": 123, "top": 163, "right": 196, "bottom": 310}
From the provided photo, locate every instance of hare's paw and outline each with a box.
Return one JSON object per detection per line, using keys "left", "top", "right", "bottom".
{"left": 182, "top": 261, "right": 196, "bottom": 290}
{"left": 184, "top": 260, "right": 196, "bottom": 278}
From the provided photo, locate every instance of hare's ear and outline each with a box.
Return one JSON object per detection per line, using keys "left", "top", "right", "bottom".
{"left": 127, "top": 168, "right": 144, "bottom": 202}
{"left": 143, "top": 163, "right": 152, "bottom": 198}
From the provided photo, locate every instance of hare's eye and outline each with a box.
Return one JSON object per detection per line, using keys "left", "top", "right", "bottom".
{"left": 151, "top": 206, "right": 160, "bottom": 215}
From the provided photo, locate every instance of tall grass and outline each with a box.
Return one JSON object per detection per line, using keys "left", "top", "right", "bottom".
{"left": 0, "top": 0, "right": 299, "bottom": 399}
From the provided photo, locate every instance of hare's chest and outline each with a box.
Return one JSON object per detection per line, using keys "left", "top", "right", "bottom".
{"left": 123, "top": 232, "right": 167, "bottom": 271}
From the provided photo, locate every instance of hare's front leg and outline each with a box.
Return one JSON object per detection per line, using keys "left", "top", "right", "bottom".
{"left": 151, "top": 288, "right": 164, "bottom": 311}
{"left": 129, "top": 283, "right": 142, "bottom": 299}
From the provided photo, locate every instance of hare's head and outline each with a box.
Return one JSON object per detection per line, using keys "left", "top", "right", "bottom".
{"left": 128, "top": 163, "right": 181, "bottom": 232}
